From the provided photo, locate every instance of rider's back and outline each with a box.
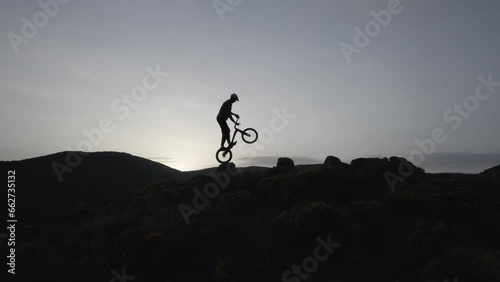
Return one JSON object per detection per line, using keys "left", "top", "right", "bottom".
{"left": 217, "top": 99, "right": 232, "bottom": 121}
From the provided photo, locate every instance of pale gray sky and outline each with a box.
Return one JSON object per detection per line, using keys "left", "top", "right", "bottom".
{"left": 1, "top": 0, "right": 499, "bottom": 172}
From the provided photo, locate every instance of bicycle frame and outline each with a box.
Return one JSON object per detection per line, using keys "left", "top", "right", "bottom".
{"left": 217, "top": 117, "right": 258, "bottom": 162}
{"left": 229, "top": 118, "right": 245, "bottom": 145}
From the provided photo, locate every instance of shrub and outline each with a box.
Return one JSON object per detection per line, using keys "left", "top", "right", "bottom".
{"left": 422, "top": 247, "right": 500, "bottom": 282}
{"left": 216, "top": 191, "right": 257, "bottom": 215}
{"left": 211, "top": 261, "right": 230, "bottom": 282}
{"left": 407, "top": 220, "right": 448, "bottom": 252}
{"left": 145, "top": 230, "right": 165, "bottom": 243}
{"left": 272, "top": 201, "right": 335, "bottom": 238}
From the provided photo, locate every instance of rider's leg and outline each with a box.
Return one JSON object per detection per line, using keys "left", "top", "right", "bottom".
{"left": 220, "top": 136, "right": 225, "bottom": 148}
{"left": 217, "top": 119, "right": 225, "bottom": 148}
{"left": 220, "top": 120, "right": 230, "bottom": 148}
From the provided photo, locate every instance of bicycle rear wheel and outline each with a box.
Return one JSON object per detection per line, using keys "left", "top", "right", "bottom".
{"left": 216, "top": 148, "right": 233, "bottom": 163}
{"left": 242, "top": 128, "right": 258, "bottom": 144}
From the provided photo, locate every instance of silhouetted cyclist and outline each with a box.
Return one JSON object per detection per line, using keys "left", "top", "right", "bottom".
{"left": 217, "top": 93, "right": 240, "bottom": 149}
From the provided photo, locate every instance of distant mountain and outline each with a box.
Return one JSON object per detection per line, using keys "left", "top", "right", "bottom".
{"left": 0, "top": 151, "right": 184, "bottom": 226}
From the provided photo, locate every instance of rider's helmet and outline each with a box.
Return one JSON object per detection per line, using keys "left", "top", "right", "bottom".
{"left": 231, "top": 93, "right": 239, "bottom": 101}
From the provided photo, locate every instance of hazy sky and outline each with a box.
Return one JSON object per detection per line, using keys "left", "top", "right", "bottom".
{"left": 1, "top": 0, "right": 500, "bottom": 172}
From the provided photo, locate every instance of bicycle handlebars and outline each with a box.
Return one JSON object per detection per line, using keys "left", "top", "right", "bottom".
{"left": 233, "top": 117, "right": 242, "bottom": 129}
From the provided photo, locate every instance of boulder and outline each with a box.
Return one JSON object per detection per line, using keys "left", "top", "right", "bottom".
{"left": 350, "top": 157, "right": 390, "bottom": 173}
{"left": 350, "top": 156, "right": 425, "bottom": 180}
{"left": 217, "top": 162, "right": 236, "bottom": 174}
{"left": 276, "top": 157, "right": 295, "bottom": 173}
{"left": 323, "top": 156, "right": 342, "bottom": 168}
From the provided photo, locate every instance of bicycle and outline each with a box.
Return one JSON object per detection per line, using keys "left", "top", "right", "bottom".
{"left": 216, "top": 118, "right": 258, "bottom": 163}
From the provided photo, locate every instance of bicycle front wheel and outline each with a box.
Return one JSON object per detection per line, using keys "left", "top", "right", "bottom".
{"left": 216, "top": 148, "right": 233, "bottom": 163}
{"left": 242, "top": 128, "right": 258, "bottom": 144}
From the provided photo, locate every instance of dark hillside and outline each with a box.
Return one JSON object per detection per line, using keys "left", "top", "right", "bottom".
{"left": 0, "top": 151, "right": 183, "bottom": 226}
{"left": 4, "top": 154, "right": 499, "bottom": 281}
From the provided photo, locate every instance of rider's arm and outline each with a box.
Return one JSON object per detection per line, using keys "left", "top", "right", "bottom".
{"left": 229, "top": 115, "right": 237, "bottom": 124}
{"left": 230, "top": 113, "right": 240, "bottom": 124}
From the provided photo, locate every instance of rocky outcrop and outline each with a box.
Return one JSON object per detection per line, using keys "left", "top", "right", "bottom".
{"left": 350, "top": 156, "right": 425, "bottom": 183}
{"left": 322, "top": 155, "right": 351, "bottom": 171}
{"left": 276, "top": 157, "right": 295, "bottom": 173}
{"left": 323, "top": 156, "right": 341, "bottom": 168}
{"left": 481, "top": 164, "right": 500, "bottom": 181}
{"left": 217, "top": 162, "right": 236, "bottom": 174}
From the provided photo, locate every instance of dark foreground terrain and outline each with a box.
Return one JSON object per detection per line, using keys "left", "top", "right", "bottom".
{"left": 1, "top": 152, "right": 500, "bottom": 282}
